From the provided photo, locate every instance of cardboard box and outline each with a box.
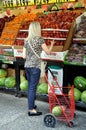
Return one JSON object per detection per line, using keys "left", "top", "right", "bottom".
{"left": 72, "top": 12, "right": 86, "bottom": 44}
{"left": 0, "top": 45, "right": 14, "bottom": 56}
{"left": 7, "top": 68, "right": 15, "bottom": 77}
{"left": 41, "top": 50, "right": 68, "bottom": 61}
{"left": 13, "top": 45, "right": 23, "bottom": 58}
{"left": 75, "top": 12, "right": 86, "bottom": 30}
{"left": 48, "top": 66, "right": 63, "bottom": 95}
{"left": 7, "top": 68, "right": 25, "bottom": 77}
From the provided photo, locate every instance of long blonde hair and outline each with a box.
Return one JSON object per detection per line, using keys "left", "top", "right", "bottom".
{"left": 25, "top": 21, "right": 41, "bottom": 41}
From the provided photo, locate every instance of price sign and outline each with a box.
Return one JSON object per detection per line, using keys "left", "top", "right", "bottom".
{"left": 14, "top": 48, "right": 23, "bottom": 58}
{"left": 2, "top": 0, "right": 76, "bottom": 8}
{"left": 2, "top": 0, "right": 34, "bottom": 7}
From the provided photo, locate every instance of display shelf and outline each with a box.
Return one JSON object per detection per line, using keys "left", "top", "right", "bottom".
{"left": 16, "top": 37, "right": 67, "bottom": 41}
{"left": 15, "top": 25, "right": 72, "bottom": 46}
{"left": 0, "top": 19, "right": 86, "bottom": 110}
{"left": 73, "top": 38, "right": 86, "bottom": 41}
{"left": 15, "top": 37, "right": 86, "bottom": 42}
{"left": 64, "top": 42, "right": 86, "bottom": 66}
{"left": 0, "top": 87, "right": 17, "bottom": 96}
{"left": 0, "top": 62, "right": 18, "bottom": 96}
{"left": 63, "top": 64, "right": 86, "bottom": 110}
{"left": 75, "top": 101, "right": 86, "bottom": 109}
{"left": 0, "top": 23, "right": 74, "bottom": 97}
{"left": 19, "top": 28, "right": 69, "bottom": 32}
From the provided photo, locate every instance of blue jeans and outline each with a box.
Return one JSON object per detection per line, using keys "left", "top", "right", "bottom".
{"left": 25, "top": 67, "right": 41, "bottom": 110}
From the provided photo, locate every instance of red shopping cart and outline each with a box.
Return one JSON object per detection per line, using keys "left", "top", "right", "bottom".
{"left": 43, "top": 68, "right": 75, "bottom": 128}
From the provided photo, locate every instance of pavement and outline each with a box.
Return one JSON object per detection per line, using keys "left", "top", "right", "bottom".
{"left": 0, "top": 92, "right": 86, "bottom": 130}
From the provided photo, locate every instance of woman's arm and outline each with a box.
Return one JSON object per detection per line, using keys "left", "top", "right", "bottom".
{"left": 42, "top": 40, "right": 55, "bottom": 54}
{"left": 22, "top": 47, "right": 26, "bottom": 59}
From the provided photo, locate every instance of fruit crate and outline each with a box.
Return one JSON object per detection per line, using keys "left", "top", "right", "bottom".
{"left": 14, "top": 21, "right": 75, "bottom": 60}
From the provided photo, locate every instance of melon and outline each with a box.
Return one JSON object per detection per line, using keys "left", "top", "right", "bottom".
{"left": 52, "top": 106, "right": 62, "bottom": 116}
{"left": 81, "top": 90, "right": 86, "bottom": 104}
{"left": 74, "top": 88, "right": 81, "bottom": 101}
{"left": 0, "top": 77, "right": 6, "bottom": 86}
{"left": 20, "top": 80, "right": 28, "bottom": 91}
{"left": 74, "top": 76, "right": 86, "bottom": 91}
{"left": 5, "top": 76, "right": 16, "bottom": 88}
{"left": 20, "top": 75, "right": 26, "bottom": 83}
{"left": 68, "top": 87, "right": 81, "bottom": 101}
{"left": 36, "top": 82, "right": 48, "bottom": 94}
{"left": 0, "top": 69, "right": 7, "bottom": 78}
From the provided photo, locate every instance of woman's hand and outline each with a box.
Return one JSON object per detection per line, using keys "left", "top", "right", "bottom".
{"left": 22, "top": 47, "right": 26, "bottom": 59}
{"left": 51, "top": 40, "right": 55, "bottom": 46}
{"left": 42, "top": 40, "right": 55, "bottom": 54}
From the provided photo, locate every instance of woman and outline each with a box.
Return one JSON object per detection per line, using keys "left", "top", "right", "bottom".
{"left": 23, "top": 21, "right": 55, "bottom": 116}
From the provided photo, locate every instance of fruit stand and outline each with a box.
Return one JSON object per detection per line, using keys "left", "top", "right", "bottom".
{"left": 0, "top": 1, "right": 86, "bottom": 109}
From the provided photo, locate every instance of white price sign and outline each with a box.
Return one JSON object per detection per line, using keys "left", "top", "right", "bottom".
{"left": 14, "top": 48, "right": 23, "bottom": 58}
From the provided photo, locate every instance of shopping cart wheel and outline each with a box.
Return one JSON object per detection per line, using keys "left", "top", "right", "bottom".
{"left": 74, "top": 113, "right": 76, "bottom": 118}
{"left": 67, "top": 121, "right": 74, "bottom": 127}
{"left": 44, "top": 113, "right": 56, "bottom": 128}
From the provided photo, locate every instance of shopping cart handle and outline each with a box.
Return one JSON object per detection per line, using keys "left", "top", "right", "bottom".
{"left": 45, "top": 67, "right": 55, "bottom": 78}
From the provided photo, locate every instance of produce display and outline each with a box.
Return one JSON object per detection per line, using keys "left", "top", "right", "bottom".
{"left": 0, "top": 9, "right": 82, "bottom": 46}
{"left": 0, "top": 6, "right": 86, "bottom": 110}
{"left": 0, "top": 68, "right": 16, "bottom": 88}
{"left": 15, "top": 10, "right": 83, "bottom": 46}
{"left": 68, "top": 76, "right": 86, "bottom": 105}
{"left": 64, "top": 12, "right": 86, "bottom": 65}
{"left": 0, "top": 12, "right": 36, "bottom": 45}
{"left": 0, "top": 23, "right": 21, "bottom": 45}
{"left": 64, "top": 43, "right": 86, "bottom": 65}
{"left": 74, "top": 15, "right": 86, "bottom": 38}
{"left": 0, "top": 15, "right": 15, "bottom": 36}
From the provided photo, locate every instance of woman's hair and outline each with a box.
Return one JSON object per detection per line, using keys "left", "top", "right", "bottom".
{"left": 25, "top": 21, "right": 41, "bottom": 41}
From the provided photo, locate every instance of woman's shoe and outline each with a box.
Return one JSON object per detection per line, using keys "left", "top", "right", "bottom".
{"left": 34, "top": 105, "right": 37, "bottom": 109}
{"left": 28, "top": 111, "right": 42, "bottom": 116}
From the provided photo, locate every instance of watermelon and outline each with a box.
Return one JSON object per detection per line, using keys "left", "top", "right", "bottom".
{"left": 81, "top": 90, "right": 86, "bottom": 104}
{"left": 74, "top": 88, "right": 81, "bottom": 101}
{"left": 5, "top": 76, "right": 16, "bottom": 88}
{"left": 74, "top": 76, "right": 86, "bottom": 91}
{"left": 20, "top": 80, "right": 28, "bottom": 91}
{"left": 74, "top": 2, "right": 82, "bottom": 8}
{"left": 0, "top": 77, "right": 6, "bottom": 86}
{"left": 36, "top": 82, "right": 48, "bottom": 94}
{"left": 52, "top": 106, "right": 62, "bottom": 116}
{"left": 20, "top": 75, "right": 26, "bottom": 83}
{"left": 0, "top": 69, "right": 7, "bottom": 78}
{"left": 68, "top": 87, "right": 81, "bottom": 101}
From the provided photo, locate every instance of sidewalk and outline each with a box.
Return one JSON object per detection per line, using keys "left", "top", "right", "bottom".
{"left": 0, "top": 92, "right": 86, "bottom": 130}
